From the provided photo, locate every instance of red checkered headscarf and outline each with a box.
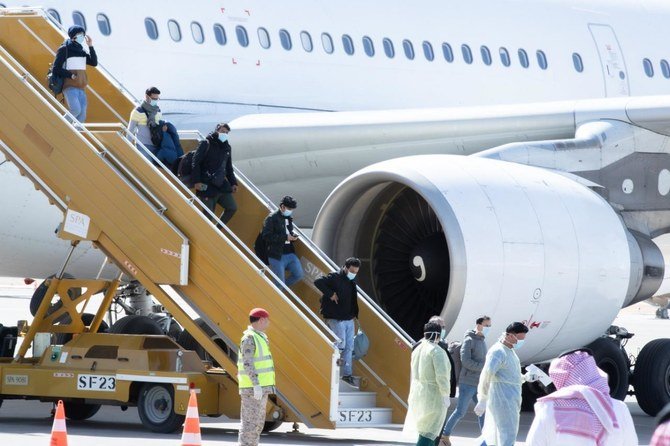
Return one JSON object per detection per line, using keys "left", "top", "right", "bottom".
{"left": 539, "top": 351, "right": 618, "bottom": 445}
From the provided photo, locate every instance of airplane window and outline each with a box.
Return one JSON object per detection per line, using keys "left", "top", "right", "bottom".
{"left": 72, "top": 11, "right": 87, "bottom": 31}
{"left": 461, "top": 44, "right": 473, "bottom": 64}
{"left": 96, "top": 13, "right": 111, "bottom": 36}
{"left": 643, "top": 58, "right": 654, "bottom": 77}
{"left": 322, "top": 33, "right": 334, "bottom": 54}
{"left": 300, "top": 31, "right": 313, "bottom": 52}
{"left": 168, "top": 20, "right": 182, "bottom": 42}
{"left": 422, "top": 41, "right": 434, "bottom": 61}
{"left": 537, "top": 50, "right": 548, "bottom": 70}
{"left": 257, "top": 27, "right": 270, "bottom": 49}
{"left": 481, "top": 45, "right": 492, "bottom": 66}
{"left": 403, "top": 40, "right": 415, "bottom": 60}
{"left": 279, "top": 29, "right": 292, "bottom": 50}
{"left": 144, "top": 18, "right": 158, "bottom": 40}
{"left": 47, "top": 9, "right": 61, "bottom": 24}
{"left": 383, "top": 38, "right": 395, "bottom": 58}
{"left": 363, "top": 36, "right": 375, "bottom": 57}
{"left": 518, "top": 48, "right": 529, "bottom": 68}
{"left": 236, "top": 25, "right": 249, "bottom": 48}
{"left": 662, "top": 60, "right": 670, "bottom": 79}
{"left": 342, "top": 34, "right": 354, "bottom": 55}
{"left": 191, "top": 22, "right": 204, "bottom": 44}
{"left": 213, "top": 24, "right": 227, "bottom": 45}
{"left": 499, "top": 47, "right": 510, "bottom": 67}
{"left": 572, "top": 52, "right": 583, "bottom": 73}
{"left": 442, "top": 43, "right": 454, "bottom": 62}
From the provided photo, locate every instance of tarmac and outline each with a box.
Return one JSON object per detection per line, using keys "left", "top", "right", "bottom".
{"left": 0, "top": 278, "right": 662, "bottom": 445}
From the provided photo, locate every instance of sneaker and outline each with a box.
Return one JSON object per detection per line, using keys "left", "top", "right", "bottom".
{"left": 341, "top": 375, "right": 355, "bottom": 385}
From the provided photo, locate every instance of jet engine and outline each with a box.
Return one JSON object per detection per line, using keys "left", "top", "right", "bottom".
{"left": 312, "top": 155, "right": 664, "bottom": 364}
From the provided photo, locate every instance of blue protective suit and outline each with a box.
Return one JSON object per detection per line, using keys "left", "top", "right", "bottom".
{"left": 403, "top": 339, "right": 451, "bottom": 441}
{"left": 477, "top": 341, "right": 522, "bottom": 446}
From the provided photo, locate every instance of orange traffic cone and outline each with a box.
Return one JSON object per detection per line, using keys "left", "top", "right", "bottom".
{"left": 181, "top": 389, "right": 202, "bottom": 446}
{"left": 50, "top": 400, "right": 68, "bottom": 446}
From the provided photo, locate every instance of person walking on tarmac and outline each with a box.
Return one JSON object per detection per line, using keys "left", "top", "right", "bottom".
{"left": 237, "top": 308, "right": 275, "bottom": 446}
{"left": 475, "top": 321, "right": 537, "bottom": 446}
{"left": 314, "top": 257, "right": 361, "bottom": 385}
{"left": 261, "top": 196, "right": 304, "bottom": 287}
{"left": 403, "top": 320, "right": 451, "bottom": 446}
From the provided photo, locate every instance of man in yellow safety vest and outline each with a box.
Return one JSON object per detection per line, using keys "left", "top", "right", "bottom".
{"left": 237, "top": 308, "right": 275, "bottom": 446}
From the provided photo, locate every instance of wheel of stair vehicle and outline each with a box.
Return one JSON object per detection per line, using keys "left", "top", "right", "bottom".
{"left": 64, "top": 399, "right": 101, "bottom": 421}
{"left": 55, "top": 312, "right": 109, "bottom": 345}
{"left": 263, "top": 420, "right": 283, "bottom": 432}
{"left": 586, "top": 337, "right": 630, "bottom": 401}
{"left": 30, "top": 273, "right": 80, "bottom": 317}
{"left": 137, "top": 383, "right": 184, "bottom": 433}
{"left": 177, "top": 318, "right": 236, "bottom": 366}
{"left": 633, "top": 338, "right": 670, "bottom": 416}
{"left": 110, "top": 315, "right": 163, "bottom": 335}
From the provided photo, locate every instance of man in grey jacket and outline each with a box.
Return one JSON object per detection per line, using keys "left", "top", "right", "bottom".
{"left": 439, "top": 316, "right": 491, "bottom": 446}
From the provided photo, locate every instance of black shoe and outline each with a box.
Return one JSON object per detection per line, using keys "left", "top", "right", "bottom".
{"left": 342, "top": 375, "right": 355, "bottom": 385}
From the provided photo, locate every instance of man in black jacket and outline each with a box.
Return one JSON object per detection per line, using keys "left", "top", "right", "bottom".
{"left": 261, "top": 196, "right": 304, "bottom": 287}
{"left": 314, "top": 257, "right": 361, "bottom": 385}
{"left": 191, "top": 123, "right": 238, "bottom": 224}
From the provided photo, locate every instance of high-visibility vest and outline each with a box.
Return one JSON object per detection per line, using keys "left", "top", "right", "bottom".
{"left": 237, "top": 329, "right": 275, "bottom": 388}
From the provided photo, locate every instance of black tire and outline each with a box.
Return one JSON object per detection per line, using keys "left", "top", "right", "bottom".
{"left": 633, "top": 338, "right": 670, "bottom": 416}
{"left": 263, "top": 420, "right": 283, "bottom": 432}
{"left": 586, "top": 337, "right": 630, "bottom": 401}
{"left": 64, "top": 400, "right": 101, "bottom": 420}
{"left": 137, "top": 383, "right": 184, "bottom": 433}
{"left": 110, "top": 315, "right": 163, "bottom": 335}
{"left": 30, "top": 273, "right": 79, "bottom": 317}
{"left": 56, "top": 313, "right": 109, "bottom": 345}
{"left": 177, "top": 318, "right": 235, "bottom": 366}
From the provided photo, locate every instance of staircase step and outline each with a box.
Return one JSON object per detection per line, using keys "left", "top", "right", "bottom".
{"left": 338, "top": 376, "right": 361, "bottom": 391}
{"left": 336, "top": 407, "right": 393, "bottom": 427}
{"left": 339, "top": 391, "right": 377, "bottom": 408}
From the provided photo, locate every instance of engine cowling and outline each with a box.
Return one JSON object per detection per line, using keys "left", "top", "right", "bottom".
{"left": 312, "top": 155, "right": 662, "bottom": 363}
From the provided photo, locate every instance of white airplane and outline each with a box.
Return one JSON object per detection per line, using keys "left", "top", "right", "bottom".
{"left": 2, "top": 0, "right": 670, "bottom": 414}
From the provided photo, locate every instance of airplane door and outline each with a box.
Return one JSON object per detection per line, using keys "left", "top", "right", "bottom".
{"left": 588, "top": 24, "right": 630, "bottom": 96}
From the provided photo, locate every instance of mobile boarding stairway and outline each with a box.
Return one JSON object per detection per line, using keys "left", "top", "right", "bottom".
{"left": 0, "top": 8, "right": 411, "bottom": 428}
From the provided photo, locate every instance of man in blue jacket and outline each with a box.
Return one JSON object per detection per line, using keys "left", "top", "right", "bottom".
{"left": 314, "top": 257, "right": 361, "bottom": 385}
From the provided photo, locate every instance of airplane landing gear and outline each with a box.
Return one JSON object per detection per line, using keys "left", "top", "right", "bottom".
{"left": 633, "top": 338, "right": 670, "bottom": 416}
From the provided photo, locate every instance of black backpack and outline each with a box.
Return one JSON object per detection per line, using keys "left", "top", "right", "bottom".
{"left": 174, "top": 140, "right": 209, "bottom": 187}
{"left": 47, "top": 43, "right": 67, "bottom": 96}
{"left": 141, "top": 109, "right": 164, "bottom": 147}
{"left": 254, "top": 232, "right": 269, "bottom": 265}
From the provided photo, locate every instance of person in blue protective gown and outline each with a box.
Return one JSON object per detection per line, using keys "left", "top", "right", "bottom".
{"left": 474, "top": 322, "right": 535, "bottom": 446}
{"left": 403, "top": 320, "right": 452, "bottom": 446}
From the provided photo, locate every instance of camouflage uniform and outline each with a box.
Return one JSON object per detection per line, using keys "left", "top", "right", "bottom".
{"left": 238, "top": 328, "right": 275, "bottom": 446}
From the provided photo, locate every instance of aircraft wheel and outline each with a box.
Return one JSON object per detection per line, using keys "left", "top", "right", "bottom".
{"left": 137, "top": 383, "right": 184, "bottom": 433}
{"left": 110, "top": 315, "right": 162, "bottom": 335}
{"left": 56, "top": 312, "right": 109, "bottom": 345}
{"left": 586, "top": 337, "right": 630, "bottom": 401}
{"left": 30, "top": 273, "right": 79, "bottom": 317}
{"left": 64, "top": 400, "right": 101, "bottom": 420}
{"left": 633, "top": 338, "right": 670, "bottom": 416}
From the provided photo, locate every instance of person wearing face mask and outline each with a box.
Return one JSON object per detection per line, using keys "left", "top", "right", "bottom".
{"left": 191, "top": 123, "right": 238, "bottom": 224}
{"left": 438, "top": 316, "right": 491, "bottom": 446}
{"left": 314, "top": 257, "right": 361, "bottom": 385}
{"left": 403, "top": 321, "right": 451, "bottom": 446}
{"left": 127, "top": 87, "right": 184, "bottom": 165}
{"left": 473, "top": 321, "right": 529, "bottom": 446}
{"left": 52, "top": 25, "right": 98, "bottom": 122}
{"left": 261, "top": 196, "right": 304, "bottom": 287}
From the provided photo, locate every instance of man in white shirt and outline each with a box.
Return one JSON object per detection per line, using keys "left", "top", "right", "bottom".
{"left": 526, "top": 349, "right": 637, "bottom": 445}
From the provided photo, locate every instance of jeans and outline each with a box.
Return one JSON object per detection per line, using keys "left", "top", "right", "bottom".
{"left": 63, "top": 87, "right": 87, "bottom": 123}
{"left": 202, "top": 192, "right": 237, "bottom": 224}
{"left": 443, "top": 383, "right": 485, "bottom": 436}
{"left": 326, "top": 318, "right": 354, "bottom": 376}
{"left": 268, "top": 253, "right": 304, "bottom": 287}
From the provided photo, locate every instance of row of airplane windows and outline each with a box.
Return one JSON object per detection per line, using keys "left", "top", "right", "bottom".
{"left": 6, "top": 6, "right": 670, "bottom": 79}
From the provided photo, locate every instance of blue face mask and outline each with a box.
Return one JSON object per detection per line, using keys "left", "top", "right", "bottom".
{"left": 75, "top": 34, "right": 85, "bottom": 45}
{"left": 346, "top": 271, "right": 356, "bottom": 281}
{"left": 482, "top": 326, "right": 491, "bottom": 337}
{"left": 150, "top": 99, "right": 158, "bottom": 107}
{"left": 513, "top": 338, "right": 525, "bottom": 350}
{"left": 282, "top": 209, "right": 293, "bottom": 217}
{"left": 218, "top": 133, "right": 228, "bottom": 143}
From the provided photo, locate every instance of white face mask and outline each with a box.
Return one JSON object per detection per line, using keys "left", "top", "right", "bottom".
{"left": 75, "top": 34, "right": 85, "bottom": 45}
{"left": 346, "top": 271, "right": 356, "bottom": 280}
{"left": 218, "top": 133, "right": 228, "bottom": 143}
{"left": 482, "top": 326, "right": 491, "bottom": 336}
{"left": 282, "top": 209, "right": 293, "bottom": 217}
